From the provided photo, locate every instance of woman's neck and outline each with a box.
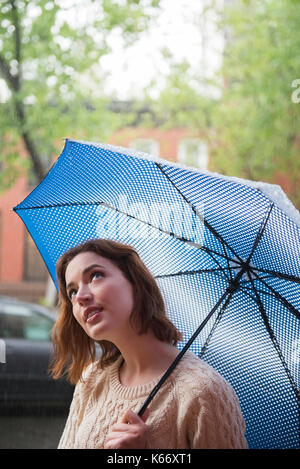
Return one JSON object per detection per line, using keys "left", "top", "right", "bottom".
{"left": 116, "top": 332, "right": 179, "bottom": 387}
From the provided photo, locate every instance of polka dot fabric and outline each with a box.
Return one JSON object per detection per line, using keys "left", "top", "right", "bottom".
{"left": 14, "top": 139, "right": 300, "bottom": 448}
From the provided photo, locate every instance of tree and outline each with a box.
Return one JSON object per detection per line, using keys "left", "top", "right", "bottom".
{"left": 209, "top": 0, "right": 300, "bottom": 208}
{"left": 144, "top": 0, "right": 300, "bottom": 209}
{"left": 0, "top": 0, "right": 161, "bottom": 188}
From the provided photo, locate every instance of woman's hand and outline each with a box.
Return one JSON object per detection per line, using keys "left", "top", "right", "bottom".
{"left": 104, "top": 408, "right": 150, "bottom": 449}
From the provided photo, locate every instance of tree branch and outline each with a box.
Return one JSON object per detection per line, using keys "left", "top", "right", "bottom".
{"left": 14, "top": 100, "right": 46, "bottom": 182}
{"left": 0, "top": 1, "right": 22, "bottom": 90}
{"left": 10, "top": 0, "right": 21, "bottom": 85}
{"left": 2, "top": 1, "right": 46, "bottom": 182}
{"left": 0, "top": 53, "right": 19, "bottom": 90}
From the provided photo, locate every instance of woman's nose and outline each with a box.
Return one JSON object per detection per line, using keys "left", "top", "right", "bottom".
{"left": 76, "top": 284, "right": 92, "bottom": 303}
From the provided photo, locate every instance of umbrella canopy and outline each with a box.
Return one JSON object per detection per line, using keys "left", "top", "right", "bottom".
{"left": 14, "top": 139, "right": 300, "bottom": 449}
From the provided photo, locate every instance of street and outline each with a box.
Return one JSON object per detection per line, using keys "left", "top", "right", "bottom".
{"left": 0, "top": 416, "right": 67, "bottom": 449}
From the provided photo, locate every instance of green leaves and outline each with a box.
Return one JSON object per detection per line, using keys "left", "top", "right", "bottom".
{"left": 0, "top": 0, "right": 160, "bottom": 188}
{"left": 209, "top": 0, "right": 300, "bottom": 207}
{"left": 144, "top": 0, "right": 300, "bottom": 209}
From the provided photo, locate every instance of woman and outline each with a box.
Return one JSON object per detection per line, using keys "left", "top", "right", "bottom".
{"left": 51, "top": 238, "right": 248, "bottom": 449}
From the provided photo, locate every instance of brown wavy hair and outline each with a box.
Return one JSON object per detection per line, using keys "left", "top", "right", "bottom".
{"left": 50, "top": 238, "right": 182, "bottom": 385}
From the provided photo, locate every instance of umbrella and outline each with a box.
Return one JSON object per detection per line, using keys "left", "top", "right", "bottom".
{"left": 13, "top": 139, "right": 300, "bottom": 449}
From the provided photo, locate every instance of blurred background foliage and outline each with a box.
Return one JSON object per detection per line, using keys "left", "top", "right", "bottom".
{"left": 0, "top": 0, "right": 161, "bottom": 187}
{"left": 144, "top": 0, "right": 300, "bottom": 207}
{"left": 211, "top": 0, "right": 300, "bottom": 208}
{"left": 0, "top": 0, "right": 300, "bottom": 208}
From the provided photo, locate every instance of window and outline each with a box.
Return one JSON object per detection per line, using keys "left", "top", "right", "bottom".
{"left": 23, "top": 231, "right": 48, "bottom": 281}
{"left": 129, "top": 138, "right": 160, "bottom": 157}
{"left": 0, "top": 302, "right": 54, "bottom": 341}
{"left": 178, "top": 139, "right": 208, "bottom": 170}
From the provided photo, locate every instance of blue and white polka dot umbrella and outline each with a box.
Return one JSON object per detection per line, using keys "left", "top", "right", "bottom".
{"left": 14, "top": 139, "right": 300, "bottom": 449}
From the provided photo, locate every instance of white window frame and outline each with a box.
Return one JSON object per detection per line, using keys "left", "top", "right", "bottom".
{"left": 129, "top": 138, "right": 160, "bottom": 157}
{"left": 178, "top": 138, "right": 208, "bottom": 170}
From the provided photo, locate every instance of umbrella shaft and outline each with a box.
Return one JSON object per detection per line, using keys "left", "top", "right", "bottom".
{"left": 138, "top": 285, "right": 233, "bottom": 417}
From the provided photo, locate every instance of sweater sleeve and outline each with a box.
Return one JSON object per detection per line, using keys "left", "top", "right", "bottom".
{"left": 57, "top": 379, "right": 83, "bottom": 449}
{"left": 186, "top": 371, "right": 248, "bottom": 449}
{"left": 57, "top": 363, "right": 96, "bottom": 449}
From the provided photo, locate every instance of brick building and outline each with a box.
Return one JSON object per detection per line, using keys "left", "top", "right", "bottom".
{"left": 0, "top": 127, "right": 209, "bottom": 303}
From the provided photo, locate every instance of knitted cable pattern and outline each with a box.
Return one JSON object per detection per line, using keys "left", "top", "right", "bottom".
{"left": 58, "top": 351, "right": 248, "bottom": 449}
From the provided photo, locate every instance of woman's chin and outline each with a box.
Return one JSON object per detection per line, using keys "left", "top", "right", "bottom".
{"left": 85, "top": 321, "right": 109, "bottom": 342}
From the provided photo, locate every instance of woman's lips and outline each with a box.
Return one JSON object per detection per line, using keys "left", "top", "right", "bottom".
{"left": 86, "top": 311, "right": 101, "bottom": 324}
{"left": 84, "top": 306, "right": 103, "bottom": 323}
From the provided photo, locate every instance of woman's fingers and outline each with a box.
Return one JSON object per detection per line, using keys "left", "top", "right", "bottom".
{"left": 104, "top": 408, "right": 150, "bottom": 449}
{"left": 109, "top": 423, "right": 134, "bottom": 433}
{"left": 121, "top": 408, "right": 150, "bottom": 424}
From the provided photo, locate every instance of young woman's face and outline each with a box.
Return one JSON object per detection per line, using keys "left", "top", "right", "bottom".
{"left": 65, "top": 251, "right": 135, "bottom": 342}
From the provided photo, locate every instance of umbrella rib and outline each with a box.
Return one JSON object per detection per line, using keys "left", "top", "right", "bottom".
{"left": 247, "top": 272, "right": 300, "bottom": 402}
{"left": 239, "top": 281, "right": 277, "bottom": 294}
{"left": 238, "top": 283, "right": 285, "bottom": 306}
{"left": 239, "top": 274, "right": 275, "bottom": 285}
{"left": 199, "top": 249, "right": 232, "bottom": 281}
{"left": 154, "top": 163, "right": 244, "bottom": 264}
{"left": 199, "top": 292, "right": 234, "bottom": 359}
{"left": 246, "top": 202, "right": 274, "bottom": 265}
{"left": 224, "top": 244, "right": 233, "bottom": 281}
{"left": 17, "top": 199, "right": 240, "bottom": 272}
{"left": 250, "top": 266, "right": 300, "bottom": 285}
{"left": 250, "top": 270, "right": 300, "bottom": 320}
{"left": 155, "top": 266, "right": 240, "bottom": 280}
{"left": 14, "top": 200, "right": 99, "bottom": 210}
{"left": 15, "top": 199, "right": 205, "bottom": 247}
{"left": 200, "top": 246, "right": 239, "bottom": 264}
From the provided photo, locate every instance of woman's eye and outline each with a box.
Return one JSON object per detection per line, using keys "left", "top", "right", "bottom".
{"left": 91, "top": 271, "right": 103, "bottom": 280}
{"left": 68, "top": 289, "right": 77, "bottom": 300}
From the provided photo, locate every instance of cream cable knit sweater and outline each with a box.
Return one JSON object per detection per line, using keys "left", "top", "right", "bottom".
{"left": 58, "top": 351, "right": 248, "bottom": 449}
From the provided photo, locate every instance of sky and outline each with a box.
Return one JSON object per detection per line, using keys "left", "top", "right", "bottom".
{"left": 0, "top": 0, "right": 224, "bottom": 102}
{"left": 99, "top": 0, "right": 224, "bottom": 99}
